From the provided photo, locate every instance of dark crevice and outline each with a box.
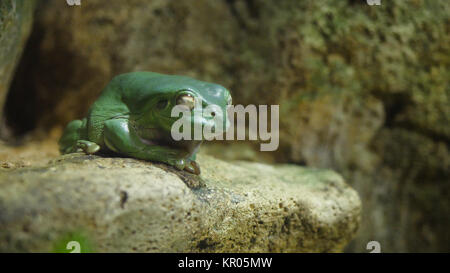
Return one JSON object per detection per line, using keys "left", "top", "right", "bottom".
{"left": 119, "top": 190, "right": 128, "bottom": 209}
{"left": 378, "top": 92, "right": 411, "bottom": 128}
{"left": 196, "top": 238, "right": 218, "bottom": 250}
{"left": 373, "top": 91, "right": 449, "bottom": 145}
{"left": 348, "top": 0, "right": 369, "bottom": 5}
{"left": 244, "top": 0, "right": 260, "bottom": 19}
{"left": 225, "top": 0, "right": 260, "bottom": 30}
{"left": 225, "top": 0, "right": 247, "bottom": 30}
{"left": 3, "top": 8, "right": 44, "bottom": 138}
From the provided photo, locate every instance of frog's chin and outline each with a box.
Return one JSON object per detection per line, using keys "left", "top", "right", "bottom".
{"left": 134, "top": 124, "right": 202, "bottom": 157}
{"left": 138, "top": 135, "right": 202, "bottom": 157}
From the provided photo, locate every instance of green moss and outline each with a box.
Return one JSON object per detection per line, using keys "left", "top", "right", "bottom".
{"left": 52, "top": 230, "right": 96, "bottom": 253}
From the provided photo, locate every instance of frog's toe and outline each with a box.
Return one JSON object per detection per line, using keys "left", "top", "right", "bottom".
{"left": 184, "top": 160, "right": 200, "bottom": 175}
{"left": 86, "top": 144, "right": 100, "bottom": 154}
{"left": 76, "top": 140, "right": 100, "bottom": 155}
{"left": 167, "top": 158, "right": 186, "bottom": 171}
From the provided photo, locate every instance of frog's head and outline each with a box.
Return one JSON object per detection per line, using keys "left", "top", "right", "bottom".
{"left": 123, "top": 72, "right": 232, "bottom": 154}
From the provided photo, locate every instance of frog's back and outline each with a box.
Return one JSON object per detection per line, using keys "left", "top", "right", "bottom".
{"left": 85, "top": 72, "right": 181, "bottom": 143}
{"left": 112, "top": 71, "right": 221, "bottom": 105}
{"left": 100, "top": 71, "right": 226, "bottom": 106}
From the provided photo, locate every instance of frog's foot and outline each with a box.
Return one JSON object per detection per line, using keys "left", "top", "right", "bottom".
{"left": 76, "top": 140, "right": 100, "bottom": 155}
{"left": 165, "top": 158, "right": 200, "bottom": 175}
{"left": 184, "top": 160, "right": 201, "bottom": 175}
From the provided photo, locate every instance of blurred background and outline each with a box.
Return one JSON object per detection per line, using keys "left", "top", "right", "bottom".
{"left": 0, "top": 0, "right": 448, "bottom": 252}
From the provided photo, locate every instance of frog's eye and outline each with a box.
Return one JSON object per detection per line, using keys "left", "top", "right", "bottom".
{"left": 176, "top": 94, "right": 195, "bottom": 110}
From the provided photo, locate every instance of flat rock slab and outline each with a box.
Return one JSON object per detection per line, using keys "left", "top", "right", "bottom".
{"left": 0, "top": 153, "right": 361, "bottom": 252}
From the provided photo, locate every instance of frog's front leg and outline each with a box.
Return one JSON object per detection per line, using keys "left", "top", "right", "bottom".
{"left": 76, "top": 140, "right": 101, "bottom": 154}
{"left": 103, "top": 118, "right": 191, "bottom": 171}
{"left": 59, "top": 118, "right": 100, "bottom": 154}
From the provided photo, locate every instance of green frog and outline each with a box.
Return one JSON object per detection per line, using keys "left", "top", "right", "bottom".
{"left": 59, "top": 71, "right": 232, "bottom": 175}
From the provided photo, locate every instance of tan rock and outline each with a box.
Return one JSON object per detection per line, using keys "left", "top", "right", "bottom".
{"left": 0, "top": 153, "right": 360, "bottom": 252}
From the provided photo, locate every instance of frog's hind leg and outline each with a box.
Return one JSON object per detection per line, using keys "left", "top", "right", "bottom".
{"left": 59, "top": 118, "right": 100, "bottom": 155}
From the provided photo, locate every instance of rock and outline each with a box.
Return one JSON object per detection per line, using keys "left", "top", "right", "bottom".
{"left": 0, "top": 0, "right": 35, "bottom": 127}
{"left": 0, "top": 153, "right": 360, "bottom": 252}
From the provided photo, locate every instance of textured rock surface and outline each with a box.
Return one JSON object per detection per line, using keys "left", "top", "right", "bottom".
{"left": 0, "top": 153, "right": 360, "bottom": 253}
{"left": 3, "top": 0, "right": 449, "bottom": 252}
{"left": 0, "top": 0, "right": 35, "bottom": 127}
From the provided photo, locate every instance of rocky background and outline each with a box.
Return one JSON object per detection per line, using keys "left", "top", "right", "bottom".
{"left": 0, "top": 0, "right": 449, "bottom": 252}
